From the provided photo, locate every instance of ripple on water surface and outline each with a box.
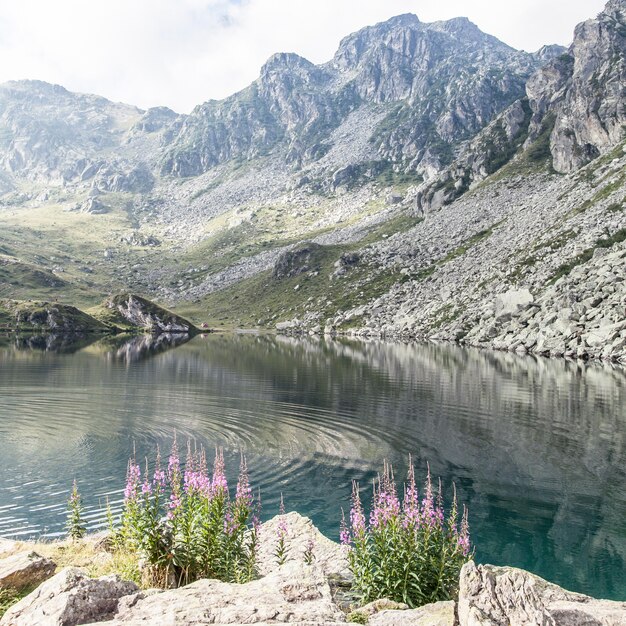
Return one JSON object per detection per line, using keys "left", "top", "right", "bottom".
{"left": 0, "top": 334, "right": 624, "bottom": 599}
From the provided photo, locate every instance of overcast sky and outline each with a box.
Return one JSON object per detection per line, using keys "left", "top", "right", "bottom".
{"left": 0, "top": 0, "right": 607, "bottom": 113}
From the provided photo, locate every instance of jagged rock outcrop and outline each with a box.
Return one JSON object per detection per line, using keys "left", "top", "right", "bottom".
{"left": 0, "top": 81, "right": 147, "bottom": 186}
{"left": 1, "top": 301, "right": 109, "bottom": 334}
{"left": 0, "top": 551, "right": 56, "bottom": 591}
{"left": 105, "top": 294, "right": 197, "bottom": 334}
{"left": 0, "top": 568, "right": 138, "bottom": 626}
{"left": 416, "top": 0, "right": 625, "bottom": 211}
{"left": 458, "top": 561, "right": 626, "bottom": 625}
{"left": 273, "top": 243, "right": 323, "bottom": 279}
{"left": 528, "top": 0, "right": 626, "bottom": 173}
{"left": 160, "top": 14, "right": 542, "bottom": 179}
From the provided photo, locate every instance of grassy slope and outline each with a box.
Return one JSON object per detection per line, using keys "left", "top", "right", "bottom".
{"left": 177, "top": 213, "right": 425, "bottom": 328}
{"left": 2, "top": 134, "right": 623, "bottom": 331}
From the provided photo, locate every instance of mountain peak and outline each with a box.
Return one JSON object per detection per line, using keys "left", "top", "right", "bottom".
{"left": 533, "top": 44, "right": 568, "bottom": 62}
{"left": 381, "top": 13, "right": 420, "bottom": 28}
{"left": 261, "top": 52, "right": 315, "bottom": 75}
{"left": 0, "top": 79, "right": 69, "bottom": 97}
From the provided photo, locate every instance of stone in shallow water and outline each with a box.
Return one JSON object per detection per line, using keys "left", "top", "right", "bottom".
{"left": 0, "top": 551, "right": 56, "bottom": 591}
{"left": 457, "top": 561, "right": 626, "bottom": 626}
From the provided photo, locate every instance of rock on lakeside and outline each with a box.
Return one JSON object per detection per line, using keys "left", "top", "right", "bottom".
{"left": 1, "top": 512, "right": 625, "bottom": 625}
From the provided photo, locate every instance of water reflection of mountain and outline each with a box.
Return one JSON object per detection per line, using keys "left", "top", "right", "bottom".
{"left": 0, "top": 332, "right": 192, "bottom": 362}
{"left": 93, "top": 333, "right": 192, "bottom": 364}
{"left": 0, "top": 333, "right": 99, "bottom": 354}
{"left": 152, "top": 335, "right": 626, "bottom": 597}
{"left": 0, "top": 334, "right": 624, "bottom": 598}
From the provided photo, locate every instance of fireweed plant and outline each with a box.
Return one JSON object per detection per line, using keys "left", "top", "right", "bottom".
{"left": 66, "top": 479, "right": 86, "bottom": 541}
{"left": 273, "top": 493, "right": 289, "bottom": 566}
{"left": 340, "top": 459, "right": 472, "bottom": 608}
{"left": 112, "top": 440, "right": 260, "bottom": 588}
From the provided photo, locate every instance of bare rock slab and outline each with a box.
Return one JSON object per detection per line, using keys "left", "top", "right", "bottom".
{"left": 100, "top": 561, "right": 346, "bottom": 625}
{"left": 0, "top": 539, "right": 20, "bottom": 558}
{"left": 458, "top": 561, "right": 626, "bottom": 626}
{"left": 369, "top": 601, "right": 455, "bottom": 626}
{"left": 257, "top": 512, "right": 349, "bottom": 579}
{"left": 0, "top": 567, "right": 138, "bottom": 626}
{"left": 0, "top": 551, "right": 56, "bottom": 591}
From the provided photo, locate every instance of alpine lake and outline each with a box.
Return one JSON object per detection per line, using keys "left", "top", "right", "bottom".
{"left": 0, "top": 332, "right": 624, "bottom": 600}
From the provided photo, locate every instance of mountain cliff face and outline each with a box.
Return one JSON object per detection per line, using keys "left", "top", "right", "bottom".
{"left": 416, "top": 0, "right": 625, "bottom": 210}
{"left": 160, "top": 15, "right": 540, "bottom": 179}
{"left": 0, "top": 1, "right": 623, "bottom": 361}
{"left": 528, "top": 0, "right": 625, "bottom": 172}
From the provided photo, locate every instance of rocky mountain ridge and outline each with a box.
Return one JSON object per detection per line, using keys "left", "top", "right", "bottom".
{"left": 0, "top": 0, "right": 623, "bottom": 362}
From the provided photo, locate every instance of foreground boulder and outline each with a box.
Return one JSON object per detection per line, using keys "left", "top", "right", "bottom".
{"left": 104, "top": 294, "right": 197, "bottom": 334}
{"left": 0, "top": 551, "right": 55, "bottom": 591}
{"left": 370, "top": 601, "right": 455, "bottom": 626}
{"left": 0, "top": 567, "right": 138, "bottom": 626}
{"left": 458, "top": 561, "right": 626, "bottom": 626}
{"left": 100, "top": 561, "right": 346, "bottom": 625}
{"left": 256, "top": 512, "right": 349, "bottom": 578}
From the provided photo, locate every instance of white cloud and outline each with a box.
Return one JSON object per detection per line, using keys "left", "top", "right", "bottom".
{"left": 0, "top": 0, "right": 608, "bottom": 113}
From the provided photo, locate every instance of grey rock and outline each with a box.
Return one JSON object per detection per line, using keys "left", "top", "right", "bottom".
{"left": 369, "top": 601, "right": 455, "bottom": 626}
{"left": 0, "top": 567, "right": 138, "bottom": 626}
{"left": 528, "top": 0, "right": 626, "bottom": 173}
{"left": 457, "top": 561, "right": 626, "bottom": 626}
{"left": 494, "top": 288, "right": 534, "bottom": 319}
{"left": 0, "top": 539, "right": 18, "bottom": 557}
{"left": 273, "top": 243, "right": 323, "bottom": 279}
{"left": 105, "top": 294, "right": 196, "bottom": 334}
{"left": 0, "top": 551, "right": 56, "bottom": 591}
{"left": 100, "top": 561, "right": 346, "bottom": 625}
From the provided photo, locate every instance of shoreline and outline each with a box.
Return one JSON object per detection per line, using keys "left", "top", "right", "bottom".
{"left": 276, "top": 328, "right": 626, "bottom": 366}
{"left": 1, "top": 512, "right": 625, "bottom": 625}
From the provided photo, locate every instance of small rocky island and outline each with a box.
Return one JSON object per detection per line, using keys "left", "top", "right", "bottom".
{"left": 1, "top": 513, "right": 625, "bottom": 625}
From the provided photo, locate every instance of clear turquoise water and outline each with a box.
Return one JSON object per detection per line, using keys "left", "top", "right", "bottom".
{"left": 0, "top": 333, "right": 624, "bottom": 600}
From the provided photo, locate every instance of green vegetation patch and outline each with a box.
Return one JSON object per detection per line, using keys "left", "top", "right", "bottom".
{"left": 565, "top": 171, "right": 626, "bottom": 219}
{"left": 548, "top": 228, "right": 626, "bottom": 284}
{"left": 398, "top": 223, "right": 502, "bottom": 284}
{"left": 533, "top": 229, "right": 578, "bottom": 252}
{"left": 481, "top": 99, "right": 532, "bottom": 175}
{"left": 525, "top": 113, "right": 556, "bottom": 165}
{"left": 606, "top": 199, "right": 625, "bottom": 213}
{"left": 429, "top": 303, "right": 461, "bottom": 330}
{"left": 180, "top": 243, "right": 407, "bottom": 329}
{"left": 0, "top": 255, "right": 67, "bottom": 300}
{"left": 0, "top": 586, "right": 35, "bottom": 619}
{"left": 0, "top": 299, "right": 111, "bottom": 333}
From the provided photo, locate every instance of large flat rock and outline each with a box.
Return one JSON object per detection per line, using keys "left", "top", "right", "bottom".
{"left": 256, "top": 512, "right": 349, "bottom": 578}
{"left": 369, "top": 601, "right": 455, "bottom": 625}
{"left": 0, "top": 551, "right": 56, "bottom": 591}
{"left": 458, "top": 561, "right": 626, "bottom": 625}
{"left": 0, "top": 567, "right": 138, "bottom": 626}
{"left": 101, "top": 561, "right": 346, "bottom": 625}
